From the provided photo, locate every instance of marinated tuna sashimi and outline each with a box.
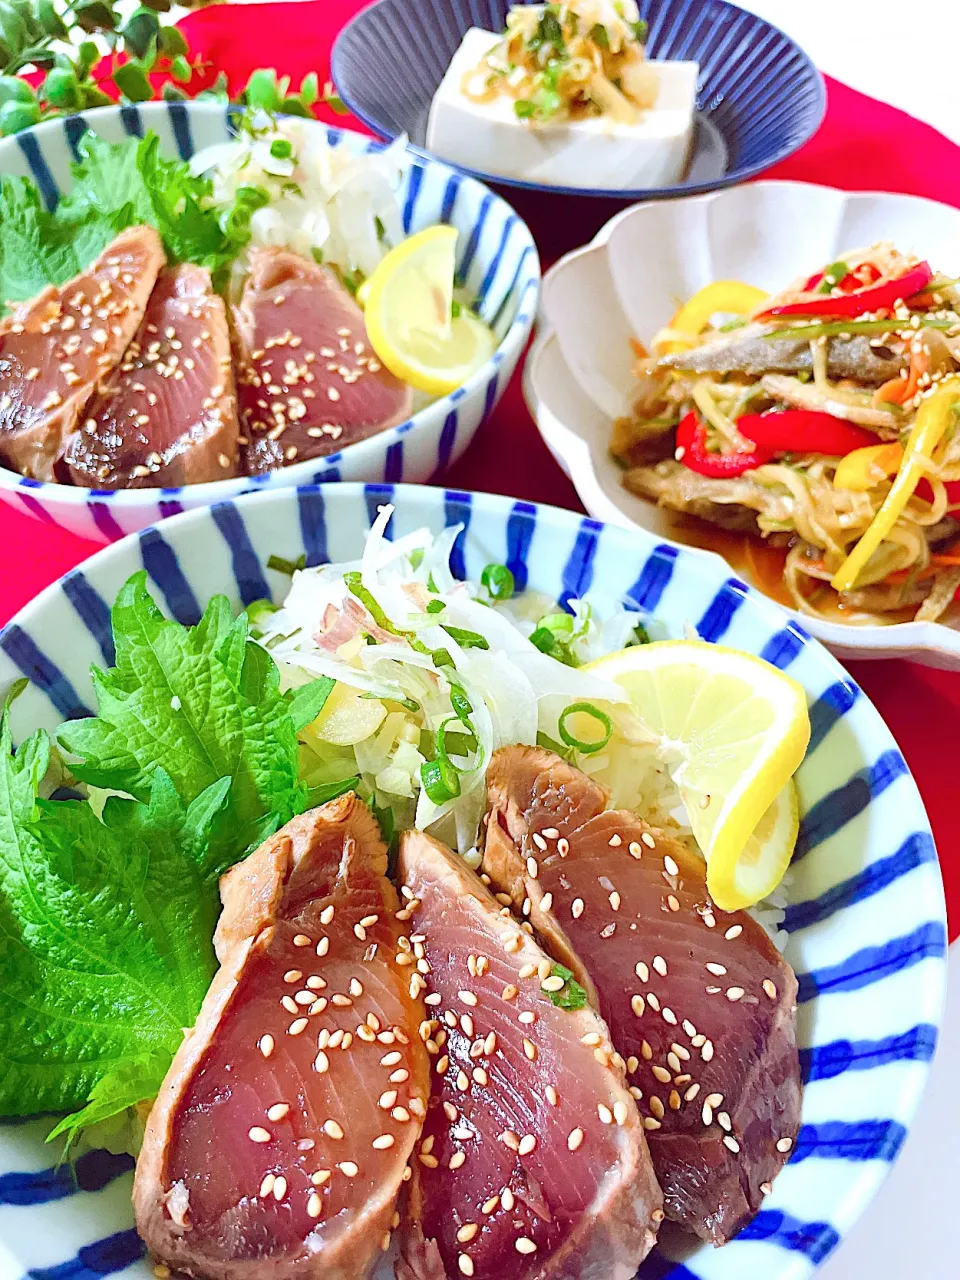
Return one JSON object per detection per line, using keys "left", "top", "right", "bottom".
{"left": 232, "top": 248, "right": 413, "bottom": 474}
{"left": 483, "top": 746, "right": 802, "bottom": 1247}
{"left": 395, "top": 830, "right": 662, "bottom": 1280}
{"left": 62, "top": 264, "right": 239, "bottom": 487}
{"left": 134, "top": 795, "right": 430, "bottom": 1280}
{"left": 0, "top": 225, "right": 165, "bottom": 480}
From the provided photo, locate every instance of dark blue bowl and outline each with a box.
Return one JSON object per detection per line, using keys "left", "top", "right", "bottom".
{"left": 332, "top": 0, "right": 825, "bottom": 199}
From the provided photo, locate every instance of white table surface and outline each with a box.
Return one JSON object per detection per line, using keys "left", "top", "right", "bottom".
{"left": 738, "top": 9, "right": 959, "bottom": 1277}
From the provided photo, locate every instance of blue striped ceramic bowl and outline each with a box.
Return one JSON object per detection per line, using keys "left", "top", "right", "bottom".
{"left": 0, "top": 103, "right": 539, "bottom": 542}
{"left": 332, "top": 0, "right": 825, "bottom": 199}
{"left": 0, "top": 484, "right": 946, "bottom": 1280}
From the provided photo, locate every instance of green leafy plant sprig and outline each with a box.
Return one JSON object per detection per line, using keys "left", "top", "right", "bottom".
{"left": 0, "top": 0, "right": 339, "bottom": 136}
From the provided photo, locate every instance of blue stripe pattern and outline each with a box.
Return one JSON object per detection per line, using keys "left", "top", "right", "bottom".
{"left": 443, "top": 490, "right": 472, "bottom": 581}
{"left": 63, "top": 115, "right": 88, "bottom": 161}
{"left": 760, "top": 625, "right": 805, "bottom": 669}
{"left": 559, "top": 519, "right": 602, "bottom": 610}
{"left": 86, "top": 499, "right": 125, "bottom": 544}
{"left": 737, "top": 1210, "right": 840, "bottom": 1264}
{"left": 696, "top": 577, "right": 748, "bottom": 642}
{"left": 211, "top": 504, "right": 270, "bottom": 605}
{"left": 794, "top": 750, "right": 909, "bottom": 860}
{"left": 297, "top": 489, "right": 329, "bottom": 567}
{"left": 167, "top": 100, "right": 193, "bottom": 159}
{"left": 808, "top": 680, "right": 861, "bottom": 753}
{"left": 0, "top": 625, "right": 91, "bottom": 720}
{"left": 792, "top": 1120, "right": 907, "bottom": 1164}
{"left": 797, "top": 922, "right": 947, "bottom": 1002}
{"left": 15, "top": 132, "right": 58, "bottom": 210}
{"left": 1, "top": 1152, "right": 133, "bottom": 1206}
{"left": 800, "top": 1025, "right": 937, "bottom": 1082}
{"left": 506, "top": 502, "right": 537, "bottom": 592}
{"left": 139, "top": 528, "right": 201, "bottom": 625}
{"left": 627, "top": 544, "right": 678, "bottom": 612}
{"left": 785, "top": 831, "right": 938, "bottom": 932}
{"left": 26, "top": 1228, "right": 144, "bottom": 1280}
{"left": 437, "top": 411, "right": 458, "bottom": 472}
{"left": 61, "top": 572, "right": 115, "bottom": 667}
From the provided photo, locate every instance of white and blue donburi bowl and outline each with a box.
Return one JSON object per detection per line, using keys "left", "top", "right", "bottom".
{"left": 0, "top": 484, "right": 946, "bottom": 1280}
{"left": 0, "top": 104, "right": 539, "bottom": 543}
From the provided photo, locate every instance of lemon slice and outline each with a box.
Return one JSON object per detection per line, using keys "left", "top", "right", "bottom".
{"left": 734, "top": 781, "right": 799, "bottom": 911}
{"left": 363, "top": 225, "right": 497, "bottom": 395}
{"left": 584, "top": 641, "right": 810, "bottom": 910}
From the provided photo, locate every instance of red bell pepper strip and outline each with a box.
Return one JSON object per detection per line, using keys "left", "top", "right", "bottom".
{"left": 737, "top": 410, "right": 877, "bottom": 455}
{"left": 803, "top": 263, "right": 881, "bottom": 293}
{"left": 759, "top": 261, "right": 933, "bottom": 319}
{"left": 675, "top": 412, "right": 775, "bottom": 478}
{"left": 676, "top": 410, "right": 878, "bottom": 480}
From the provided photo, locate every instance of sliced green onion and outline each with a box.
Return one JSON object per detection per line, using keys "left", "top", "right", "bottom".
{"left": 267, "top": 553, "right": 307, "bottom": 576}
{"left": 529, "top": 626, "right": 558, "bottom": 654}
{"left": 245, "top": 598, "right": 279, "bottom": 629}
{"left": 451, "top": 300, "right": 462, "bottom": 319}
{"left": 628, "top": 621, "right": 651, "bottom": 646}
{"left": 421, "top": 757, "right": 461, "bottom": 803}
{"left": 589, "top": 22, "right": 609, "bottom": 48}
{"left": 344, "top": 570, "right": 417, "bottom": 643}
{"left": 818, "top": 260, "right": 850, "bottom": 293}
{"left": 481, "top": 563, "right": 515, "bottom": 601}
{"left": 763, "top": 316, "right": 959, "bottom": 341}
{"left": 514, "top": 99, "right": 535, "bottom": 120}
{"left": 538, "top": 611, "right": 574, "bottom": 636}
{"left": 432, "top": 647, "right": 454, "bottom": 668}
{"left": 536, "top": 729, "right": 575, "bottom": 763}
{"left": 425, "top": 599, "right": 446, "bottom": 614}
{"left": 631, "top": 19, "right": 649, "bottom": 41}
{"left": 269, "top": 137, "right": 293, "bottom": 159}
{"left": 558, "top": 702, "right": 613, "bottom": 755}
{"left": 409, "top": 547, "right": 425, "bottom": 570}
{"left": 450, "top": 686, "right": 474, "bottom": 724}
{"left": 441, "top": 625, "right": 490, "bottom": 650}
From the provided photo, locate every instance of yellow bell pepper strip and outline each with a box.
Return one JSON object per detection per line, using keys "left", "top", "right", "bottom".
{"left": 832, "top": 376, "right": 960, "bottom": 593}
{"left": 833, "top": 442, "right": 904, "bottom": 492}
{"left": 659, "top": 281, "right": 769, "bottom": 354}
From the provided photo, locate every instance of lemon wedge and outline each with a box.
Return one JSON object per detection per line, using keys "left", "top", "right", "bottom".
{"left": 363, "top": 225, "right": 497, "bottom": 395}
{"left": 584, "top": 641, "right": 810, "bottom": 910}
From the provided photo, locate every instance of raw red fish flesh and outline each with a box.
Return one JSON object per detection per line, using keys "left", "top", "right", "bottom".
{"left": 62, "top": 263, "right": 239, "bottom": 487}
{"left": 0, "top": 226, "right": 165, "bottom": 479}
{"left": 134, "top": 794, "right": 430, "bottom": 1280}
{"left": 395, "top": 829, "right": 662, "bottom": 1280}
{"left": 483, "top": 746, "right": 802, "bottom": 1246}
{"left": 231, "top": 248, "right": 412, "bottom": 474}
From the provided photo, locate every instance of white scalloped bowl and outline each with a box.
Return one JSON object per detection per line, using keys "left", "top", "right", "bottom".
{"left": 525, "top": 181, "right": 960, "bottom": 669}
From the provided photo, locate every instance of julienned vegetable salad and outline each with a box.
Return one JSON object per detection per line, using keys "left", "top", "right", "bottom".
{"left": 613, "top": 241, "right": 960, "bottom": 625}
{"left": 252, "top": 504, "right": 660, "bottom": 855}
{"left": 465, "top": 0, "right": 657, "bottom": 125}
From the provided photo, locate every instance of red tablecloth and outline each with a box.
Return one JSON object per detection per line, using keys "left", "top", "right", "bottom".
{"left": 1, "top": 1, "right": 957, "bottom": 937}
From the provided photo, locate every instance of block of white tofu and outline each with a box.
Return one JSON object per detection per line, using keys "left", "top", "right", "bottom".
{"left": 427, "top": 27, "right": 698, "bottom": 190}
